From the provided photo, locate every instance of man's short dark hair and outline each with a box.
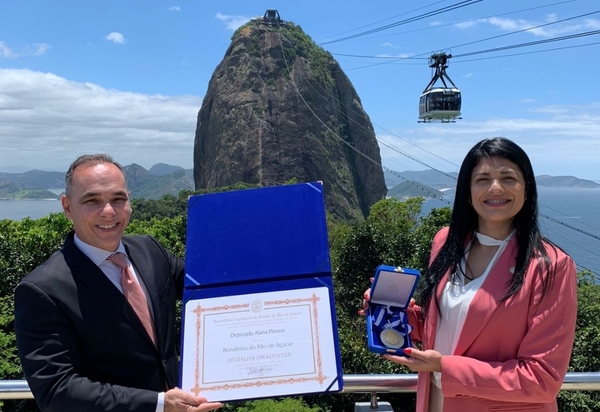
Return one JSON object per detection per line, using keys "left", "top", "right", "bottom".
{"left": 64, "top": 154, "right": 127, "bottom": 197}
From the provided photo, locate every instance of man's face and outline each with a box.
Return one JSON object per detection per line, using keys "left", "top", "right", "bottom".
{"left": 62, "top": 163, "right": 132, "bottom": 252}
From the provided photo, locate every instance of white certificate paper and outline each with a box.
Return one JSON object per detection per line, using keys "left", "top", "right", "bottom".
{"left": 181, "top": 286, "right": 340, "bottom": 402}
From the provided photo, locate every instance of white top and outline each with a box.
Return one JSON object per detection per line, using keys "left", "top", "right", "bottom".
{"left": 429, "top": 231, "right": 514, "bottom": 411}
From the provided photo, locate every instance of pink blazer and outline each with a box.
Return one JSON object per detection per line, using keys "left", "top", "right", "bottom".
{"left": 408, "top": 227, "right": 577, "bottom": 412}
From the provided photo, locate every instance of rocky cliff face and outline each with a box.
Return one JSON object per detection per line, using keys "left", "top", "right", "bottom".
{"left": 194, "top": 21, "right": 386, "bottom": 220}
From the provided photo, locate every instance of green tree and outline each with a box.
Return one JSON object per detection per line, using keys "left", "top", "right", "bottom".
{"left": 0, "top": 213, "right": 72, "bottom": 412}
{"left": 321, "top": 198, "right": 450, "bottom": 412}
{"left": 223, "top": 397, "right": 323, "bottom": 412}
{"left": 557, "top": 271, "right": 600, "bottom": 411}
{"left": 2, "top": 194, "right": 600, "bottom": 412}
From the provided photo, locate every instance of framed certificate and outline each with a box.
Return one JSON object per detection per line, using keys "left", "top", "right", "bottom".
{"left": 181, "top": 285, "right": 341, "bottom": 402}
{"left": 183, "top": 182, "right": 343, "bottom": 402}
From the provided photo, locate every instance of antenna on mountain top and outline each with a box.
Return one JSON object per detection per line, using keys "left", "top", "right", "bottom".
{"left": 262, "top": 9, "right": 286, "bottom": 27}
{"left": 250, "top": 9, "right": 287, "bottom": 28}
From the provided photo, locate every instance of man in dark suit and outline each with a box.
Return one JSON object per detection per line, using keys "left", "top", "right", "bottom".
{"left": 14, "top": 154, "right": 222, "bottom": 412}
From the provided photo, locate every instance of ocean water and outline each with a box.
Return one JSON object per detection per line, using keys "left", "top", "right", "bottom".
{"left": 2, "top": 188, "right": 600, "bottom": 275}
{"left": 0, "top": 199, "right": 64, "bottom": 221}
{"left": 422, "top": 187, "right": 600, "bottom": 277}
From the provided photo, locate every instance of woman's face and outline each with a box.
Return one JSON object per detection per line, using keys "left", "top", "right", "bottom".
{"left": 470, "top": 156, "right": 526, "bottom": 233}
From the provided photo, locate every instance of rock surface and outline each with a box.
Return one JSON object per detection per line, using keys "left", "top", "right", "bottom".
{"left": 194, "top": 21, "right": 387, "bottom": 220}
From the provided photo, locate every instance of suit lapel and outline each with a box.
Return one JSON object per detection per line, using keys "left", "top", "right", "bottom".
{"left": 63, "top": 234, "right": 158, "bottom": 349}
{"left": 453, "top": 237, "right": 518, "bottom": 355}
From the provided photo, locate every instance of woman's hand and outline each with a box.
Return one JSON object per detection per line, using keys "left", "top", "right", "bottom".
{"left": 382, "top": 348, "right": 442, "bottom": 373}
{"left": 357, "top": 277, "right": 374, "bottom": 316}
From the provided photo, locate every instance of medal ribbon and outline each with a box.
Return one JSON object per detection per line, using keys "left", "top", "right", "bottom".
{"left": 372, "top": 305, "right": 412, "bottom": 333}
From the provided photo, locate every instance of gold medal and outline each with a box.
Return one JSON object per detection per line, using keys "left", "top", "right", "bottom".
{"left": 380, "top": 329, "right": 404, "bottom": 349}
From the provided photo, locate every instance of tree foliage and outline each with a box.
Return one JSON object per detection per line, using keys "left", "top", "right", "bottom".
{"left": 557, "top": 271, "right": 600, "bottom": 411}
{"left": 0, "top": 194, "right": 599, "bottom": 412}
{"left": 321, "top": 198, "right": 450, "bottom": 412}
{"left": 222, "top": 397, "right": 323, "bottom": 412}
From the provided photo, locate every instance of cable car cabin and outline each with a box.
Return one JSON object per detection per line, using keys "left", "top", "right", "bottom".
{"left": 419, "top": 88, "right": 461, "bottom": 123}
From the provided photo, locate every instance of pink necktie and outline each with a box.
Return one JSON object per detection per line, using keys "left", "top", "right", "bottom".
{"left": 107, "top": 253, "right": 157, "bottom": 346}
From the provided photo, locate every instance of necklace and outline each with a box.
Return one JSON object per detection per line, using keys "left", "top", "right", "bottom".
{"left": 463, "top": 264, "right": 474, "bottom": 281}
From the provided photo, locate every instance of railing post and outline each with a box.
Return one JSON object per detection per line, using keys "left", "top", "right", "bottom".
{"left": 354, "top": 392, "right": 394, "bottom": 411}
{"left": 371, "top": 392, "right": 378, "bottom": 408}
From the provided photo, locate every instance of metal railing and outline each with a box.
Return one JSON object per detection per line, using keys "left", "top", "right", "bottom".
{"left": 2, "top": 372, "right": 600, "bottom": 402}
{"left": 343, "top": 372, "right": 600, "bottom": 409}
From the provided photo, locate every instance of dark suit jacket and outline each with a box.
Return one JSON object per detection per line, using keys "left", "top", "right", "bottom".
{"left": 14, "top": 232, "right": 185, "bottom": 412}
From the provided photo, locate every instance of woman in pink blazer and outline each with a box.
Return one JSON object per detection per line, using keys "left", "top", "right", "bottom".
{"left": 369, "top": 138, "right": 577, "bottom": 411}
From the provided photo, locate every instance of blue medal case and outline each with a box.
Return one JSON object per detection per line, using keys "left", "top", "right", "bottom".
{"left": 367, "top": 265, "right": 420, "bottom": 355}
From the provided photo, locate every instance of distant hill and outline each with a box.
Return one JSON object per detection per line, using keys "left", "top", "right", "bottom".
{"left": 1, "top": 167, "right": 597, "bottom": 201}
{"left": 0, "top": 165, "right": 194, "bottom": 200}
{"left": 536, "top": 175, "right": 600, "bottom": 188}
{"left": 0, "top": 170, "right": 65, "bottom": 190}
{"left": 121, "top": 164, "right": 194, "bottom": 199}
{"left": 0, "top": 180, "right": 59, "bottom": 199}
{"left": 384, "top": 169, "right": 600, "bottom": 192}
{"left": 149, "top": 163, "right": 184, "bottom": 176}
{"left": 0, "top": 165, "right": 37, "bottom": 173}
{"left": 384, "top": 170, "right": 458, "bottom": 190}
{"left": 387, "top": 181, "right": 443, "bottom": 200}
{"left": 126, "top": 168, "right": 194, "bottom": 200}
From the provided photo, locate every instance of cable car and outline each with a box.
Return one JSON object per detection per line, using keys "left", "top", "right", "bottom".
{"left": 419, "top": 53, "right": 462, "bottom": 123}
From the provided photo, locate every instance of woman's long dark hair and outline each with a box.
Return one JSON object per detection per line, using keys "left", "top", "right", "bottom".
{"left": 418, "top": 137, "right": 557, "bottom": 317}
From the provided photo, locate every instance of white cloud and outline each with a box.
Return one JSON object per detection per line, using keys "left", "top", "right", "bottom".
{"left": 375, "top": 53, "right": 413, "bottom": 59}
{"left": 382, "top": 42, "right": 395, "bottom": 48}
{"left": 0, "top": 40, "right": 51, "bottom": 58}
{"left": 215, "top": 12, "right": 251, "bottom": 31}
{"left": 455, "top": 15, "right": 600, "bottom": 37}
{"left": 453, "top": 19, "right": 483, "bottom": 29}
{"left": 169, "top": 6, "right": 181, "bottom": 12}
{"left": 27, "top": 43, "right": 51, "bottom": 56}
{"left": 0, "top": 69, "right": 203, "bottom": 170}
{"left": 584, "top": 18, "right": 600, "bottom": 30}
{"left": 0, "top": 41, "right": 18, "bottom": 58}
{"left": 377, "top": 103, "right": 600, "bottom": 180}
{"left": 105, "top": 32, "right": 126, "bottom": 44}
{"left": 1, "top": 70, "right": 597, "bottom": 181}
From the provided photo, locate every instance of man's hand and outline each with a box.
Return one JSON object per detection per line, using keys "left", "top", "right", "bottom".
{"left": 165, "top": 388, "right": 223, "bottom": 412}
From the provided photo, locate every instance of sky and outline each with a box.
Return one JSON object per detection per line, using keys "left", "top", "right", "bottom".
{"left": 1, "top": 0, "right": 599, "bottom": 180}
